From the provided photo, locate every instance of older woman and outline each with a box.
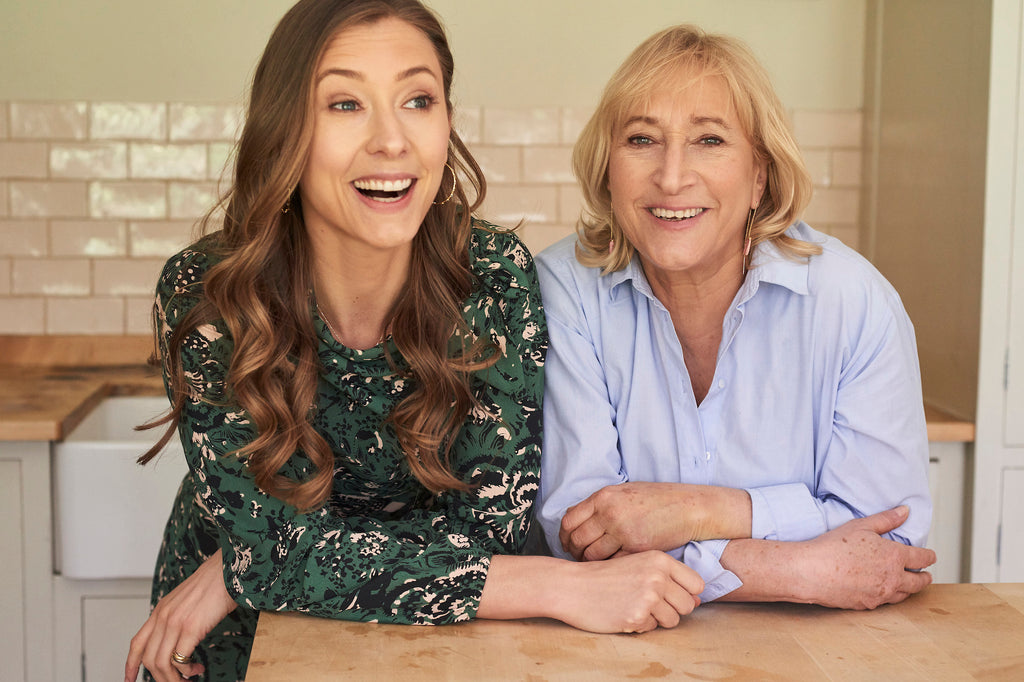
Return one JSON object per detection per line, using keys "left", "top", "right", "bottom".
{"left": 536, "top": 25, "right": 936, "bottom": 608}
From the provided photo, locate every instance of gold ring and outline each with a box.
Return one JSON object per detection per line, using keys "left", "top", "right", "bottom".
{"left": 171, "top": 650, "right": 193, "bottom": 665}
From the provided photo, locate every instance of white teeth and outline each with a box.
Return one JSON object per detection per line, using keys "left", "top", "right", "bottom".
{"left": 353, "top": 178, "right": 413, "bottom": 192}
{"left": 650, "top": 207, "right": 704, "bottom": 220}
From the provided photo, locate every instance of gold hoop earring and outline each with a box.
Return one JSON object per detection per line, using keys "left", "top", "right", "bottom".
{"left": 432, "top": 163, "right": 457, "bottom": 206}
{"left": 742, "top": 207, "right": 756, "bottom": 275}
{"left": 281, "top": 189, "right": 295, "bottom": 215}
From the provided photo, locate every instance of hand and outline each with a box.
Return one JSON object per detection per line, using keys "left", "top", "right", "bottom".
{"left": 125, "top": 550, "right": 238, "bottom": 682}
{"left": 559, "top": 482, "right": 751, "bottom": 561}
{"left": 552, "top": 550, "right": 704, "bottom": 633}
{"left": 797, "top": 506, "right": 936, "bottom": 610}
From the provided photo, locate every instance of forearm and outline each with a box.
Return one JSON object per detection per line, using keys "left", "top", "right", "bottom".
{"left": 477, "top": 554, "right": 573, "bottom": 621}
{"left": 714, "top": 538, "right": 810, "bottom": 603}
{"left": 677, "top": 484, "right": 752, "bottom": 542}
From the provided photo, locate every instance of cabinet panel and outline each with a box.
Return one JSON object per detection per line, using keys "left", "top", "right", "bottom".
{"left": 0, "top": 460, "right": 26, "bottom": 682}
{"left": 1005, "top": 231, "right": 1024, "bottom": 446}
{"left": 1000, "top": 468, "right": 1024, "bottom": 580}
{"left": 84, "top": 596, "right": 151, "bottom": 682}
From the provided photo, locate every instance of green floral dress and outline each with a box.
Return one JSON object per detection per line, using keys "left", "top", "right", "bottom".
{"left": 145, "top": 224, "right": 546, "bottom": 681}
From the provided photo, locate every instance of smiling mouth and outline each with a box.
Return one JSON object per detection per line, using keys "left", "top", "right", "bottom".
{"left": 353, "top": 178, "right": 414, "bottom": 204}
{"left": 648, "top": 207, "right": 706, "bottom": 220}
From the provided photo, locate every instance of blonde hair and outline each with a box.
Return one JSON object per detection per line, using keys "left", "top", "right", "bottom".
{"left": 574, "top": 24, "right": 819, "bottom": 272}
{"left": 140, "top": 0, "right": 494, "bottom": 510}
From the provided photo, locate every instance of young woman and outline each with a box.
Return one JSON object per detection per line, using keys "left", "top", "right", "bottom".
{"left": 126, "top": 3, "right": 703, "bottom": 681}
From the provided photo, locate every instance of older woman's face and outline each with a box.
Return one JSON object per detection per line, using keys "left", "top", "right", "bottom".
{"left": 608, "top": 72, "right": 766, "bottom": 285}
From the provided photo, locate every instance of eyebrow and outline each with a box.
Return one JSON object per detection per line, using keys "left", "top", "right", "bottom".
{"left": 316, "top": 65, "right": 438, "bottom": 84}
{"left": 621, "top": 114, "right": 732, "bottom": 129}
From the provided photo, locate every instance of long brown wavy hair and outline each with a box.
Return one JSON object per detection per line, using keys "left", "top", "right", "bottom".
{"left": 139, "top": 0, "right": 494, "bottom": 511}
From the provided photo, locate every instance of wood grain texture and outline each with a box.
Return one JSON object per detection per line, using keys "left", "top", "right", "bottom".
{"left": 247, "top": 584, "right": 1024, "bottom": 681}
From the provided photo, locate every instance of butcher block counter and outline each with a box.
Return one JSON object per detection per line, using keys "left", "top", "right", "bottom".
{"left": 246, "top": 583, "right": 1024, "bottom": 681}
{"left": 0, "top": 335, "right": 162, "bottom": 441}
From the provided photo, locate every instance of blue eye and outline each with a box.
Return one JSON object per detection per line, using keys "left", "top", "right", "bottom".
{"left": 331, "top": 100, "right": 359, "bottom": 112}
{"left": 699, "top": 135, "right": 724, "bottom": 146}
{"left": 404, "top": 95, "right": 435, "bottom": 110}
{"left": 628, "top": 135, "right": 654, "bottom": 145}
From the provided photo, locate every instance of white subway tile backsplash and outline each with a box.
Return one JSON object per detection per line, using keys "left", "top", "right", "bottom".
{"left": 50, "top": 143, "right": 128, "bottom": 179}
{"left": 169, "top": 182, "right": 219, "bottom": 219}
{"left": 792, "top": 110, "right": 862, "bottom": 148}
{"left": 207, "top": 143, "right": 235, "bottom": 182}
{"left": 560, "top": 108, "right": 591, "bottom": 145}
{"left": 804, "top": 187, "right": 860, "bottom": 225}
{"left": 125, "top": 296, "right": 155, "bottom": 335}
{"left": 13, "top": 258, "right": 90, "bottom": 295}
{"left": 831, "top": 150, "right": 862, "bottom": 187}
{"left": 47, "top": 296, "right": 124, "bottom": 334}
{"left": 0, "top": 220, "right": 47, "bottom": 256}
{"left": 169, "top": 104, "right": 242, "bottom": 141}
{"left": 483, "top": 108, "right": 560, "bottom": 146}
{"left": 10, "top": 102, "right": 88, "bottom": 140}
{"left": 470, "top": 146, "right": 521, "bottom": 184}
{"left": 130, "top": 143, "right": 207, "bottom": 179}
{"left": 0, "top": 297, "right": 45, "bottom": 333}
{"left": 50, "top": 220, "right": 127, "bottom": 257}
{"left": 557, "top": 183, "right": 585, "bottom": 226}
{"left": 0, "top": 100, "right": 866, "bottom": 335}
{"left": 10, "top": 181, "right": 89, "bottom": 217}
{"left": 94, "top": 258, "right": 164, "bottom": 296}
{"left": 480, "top": 184, "right": 559, "bottom": 225}
{"left": 523, "top": 146, "right": 574, "bottom": 183}
{"left": 91, "top": 103, "right": 167, "bottom": 140}
{"left": 454, "top": 106, "right": 482, "bottom": 145}
{"left": 89, "top": 181, "right": 167, "bottom": 219}
{"left": 0, "top": 142, "right": 49, "bottom": 178}
{"left": 130, "top": 220, "right": 196, "bottom": 257}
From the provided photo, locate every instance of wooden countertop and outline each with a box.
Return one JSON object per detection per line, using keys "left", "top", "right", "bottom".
{"left": 246, "top": 583, "right": 1024, "bottom": 681}
{"left": 0, "top": 335, "right": 162, "bottom": 441}
{"left": 0, "top": 335, "right": 976, "bottom": 444}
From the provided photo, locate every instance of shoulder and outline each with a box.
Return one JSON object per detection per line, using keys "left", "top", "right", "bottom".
{"left": 469, "top": 218, "right": 539, "bottom": 294}
{"left": 534, "top": 234, "right": 608, "bottom": 324}
{"left": 155, "top": 233, "right": 224, "bottom": 319}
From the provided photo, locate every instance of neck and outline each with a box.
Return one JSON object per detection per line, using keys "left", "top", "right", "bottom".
{"left": 309, "top": 235, "right": 413, "bottom": 350}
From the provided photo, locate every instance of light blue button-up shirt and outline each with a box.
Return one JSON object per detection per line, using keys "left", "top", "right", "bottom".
{"left": 534, "top": 222, "right": 932, "bottom": 601}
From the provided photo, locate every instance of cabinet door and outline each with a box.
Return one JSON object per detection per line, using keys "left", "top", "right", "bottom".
{"left": 84, "top": 596, "right": 151, "bottom": 682}
{"left": 0, "top": 460, "right": 26, "bottom": 682}
{"left": 1000, "top": 468, "right": 1024, "bottom": 580}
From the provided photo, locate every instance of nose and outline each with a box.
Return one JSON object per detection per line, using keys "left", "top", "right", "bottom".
{"left": 366, "top": 108, "right": 408, "bottom": 157}
{"left": 653, "top": 142, "right": 696, "bottom": 195}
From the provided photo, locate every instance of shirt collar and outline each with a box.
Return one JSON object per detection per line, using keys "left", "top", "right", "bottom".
{"left": 609, "top": 230, "right": 813, "bottom": 304}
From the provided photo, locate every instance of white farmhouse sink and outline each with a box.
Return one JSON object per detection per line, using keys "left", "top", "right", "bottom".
{"left": 53, "top": 395, "right": 187, "bottom": 580}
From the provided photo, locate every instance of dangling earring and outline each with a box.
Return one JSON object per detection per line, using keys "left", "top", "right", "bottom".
{"left": 742, "top": 207, "right": 756, "bottom": 275}
{"left": 432, "top": 163, "right": 457, "bottom": 206}
{"left": 281, "top": 188, "right": 295, "bottom": 214}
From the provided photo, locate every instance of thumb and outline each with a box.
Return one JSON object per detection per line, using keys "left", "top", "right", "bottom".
{"left": 853, "top": 505, "right": 909, "bottom": 535}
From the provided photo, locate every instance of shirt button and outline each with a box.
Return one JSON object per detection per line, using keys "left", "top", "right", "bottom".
{"left": 705, "top": 450, "right": 711, "bottom": 461}
{"left": 718, "top": 379, "right": 725, "bottom": 389}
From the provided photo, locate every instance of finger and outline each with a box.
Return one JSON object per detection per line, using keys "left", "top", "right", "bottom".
{"left": 903, "top": 546, "right": 937, "bottom": 571}
{"left": 567, "top": 517, "right": 608, "bottom": 558}
{"left": 126, "top": 616, "right": 157, "bottom": 682}
{"left": 670, "top": 561, "right": 705, "bottom": 597}
{"left": 663, "top": 581, "right": 700, "bottom": 617}
{"left": 581, "top": 533, "right": 622, "bottom": 561}
{"left": 855, "top": 505, "right": 910, "bottom": 535}
{"left": 561, "top": 499, "right": 594, "bottom": 536}
{"left": 898, "top": 568, "right": 933, "bottom": 596}
{"left": 649, "top": 599, "right": 682, "bottom": 630}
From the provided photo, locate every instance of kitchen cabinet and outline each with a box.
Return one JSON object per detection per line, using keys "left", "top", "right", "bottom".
{"left": 0, "top": 441, "right": 55, "bottom": 682}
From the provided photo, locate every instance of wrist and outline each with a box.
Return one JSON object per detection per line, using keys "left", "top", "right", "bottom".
{"left": 688, "top": 486, "right": 752, "bottom": 541}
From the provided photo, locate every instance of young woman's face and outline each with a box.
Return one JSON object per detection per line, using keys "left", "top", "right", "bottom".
{"left": 607, "top": 70, "right": 766, "bottom": 285}
{"left": 299, "top": 17, "right": 450, "bottom": 256}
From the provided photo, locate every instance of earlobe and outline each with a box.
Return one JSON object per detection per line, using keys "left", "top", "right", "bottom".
{"left": 752, "top": 161, "right": 768, "bottom": 208}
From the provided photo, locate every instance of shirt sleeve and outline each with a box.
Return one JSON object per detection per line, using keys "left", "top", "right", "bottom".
{"left": 533, "top": 251, "right": 628, "bottom": 557}
{"left": 155, "top": 240, "right": 545, "bottom": 626}
{"left": 745, "top": 280, "right": 931, "bottom": 548}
